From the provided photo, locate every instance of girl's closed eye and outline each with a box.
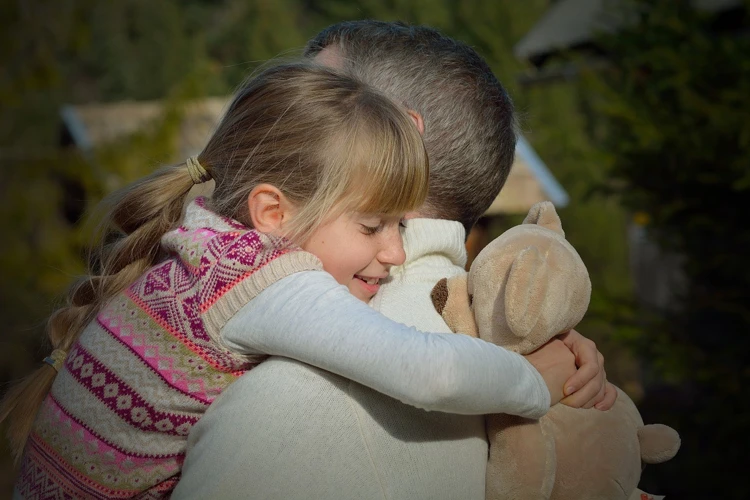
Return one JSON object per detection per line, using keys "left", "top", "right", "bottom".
{"left": 361, "top": 223, "right": 383, "bottom": 235}
{"left": 358, "top": 215, "right": 384, "bottom": 235}
{"left": 362, "top": 217, "right": 406, "bottom": 235}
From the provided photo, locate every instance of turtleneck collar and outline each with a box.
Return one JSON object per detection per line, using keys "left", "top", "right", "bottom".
{"left": 397, "top": 218, "right": 467, "bottom": 272}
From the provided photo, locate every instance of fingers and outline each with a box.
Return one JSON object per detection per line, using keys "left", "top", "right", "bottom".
{"left": 584, "top": 352, "right": 606, "bottom": 409}
{"left": 523, "top": 339, "right": 577, "bottom": 406}
{"left": 549, "top": 330, "right": 619, "bottom": 411}
{"left": 559, "top": 330, "right": 598, "bottom": 367}
{"left": 557, "top": 329, "right": 603, "bottom": 384}
{"left": 582, "top": 371, "right": 607, "bottom": 409}
{"left": 561, "top": 376, "right": 619, "bottom": 410}
{"left": 560, "top": 338, "right": 605, "bottom": 408}
{"left": 594, "top": 382, "right": 618, "bottom": 411}
{"left": 561, "top": 348, "right": 602, "bottom": 398}
{"left": 560, "top": 367, "right": 603, "bottom": 408}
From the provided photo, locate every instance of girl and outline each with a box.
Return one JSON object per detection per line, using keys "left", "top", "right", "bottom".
{"left": 4, "top": 63, "right": 555, "bottom": 499}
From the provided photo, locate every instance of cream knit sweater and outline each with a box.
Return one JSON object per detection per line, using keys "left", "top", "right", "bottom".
{"left": 174, "top": 219, "right": 549, "bottom": 500}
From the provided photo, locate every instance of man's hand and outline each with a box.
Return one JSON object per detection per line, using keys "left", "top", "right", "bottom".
{"left": 523, "top": 339, "right": 577, "bottom": 406}
{"left": 557, "top": 329, "right": 617, "bottom": 410}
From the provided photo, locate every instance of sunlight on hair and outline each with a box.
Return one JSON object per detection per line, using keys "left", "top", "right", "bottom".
{"left": 205, "top": 63, "right": 429, "bottom": 245}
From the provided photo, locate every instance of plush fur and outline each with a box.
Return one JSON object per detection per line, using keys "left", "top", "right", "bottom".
{"left": 431, "top": 202, "right": 680, "bottom": 500}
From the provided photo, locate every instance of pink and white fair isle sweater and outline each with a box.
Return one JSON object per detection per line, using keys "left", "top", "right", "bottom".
{"left": 15, "top": 197, "right": 321, "bottom": 499}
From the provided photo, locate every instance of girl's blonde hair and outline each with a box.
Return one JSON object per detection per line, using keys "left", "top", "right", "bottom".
{"left": 0, "top": 62, "right": 428, "bottom": 463}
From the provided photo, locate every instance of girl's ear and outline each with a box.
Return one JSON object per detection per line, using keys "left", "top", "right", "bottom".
{"left": 247, "top": 184, "right": 295, "bottom": 234}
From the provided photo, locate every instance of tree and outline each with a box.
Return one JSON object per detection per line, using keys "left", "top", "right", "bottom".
{"left": 586, "top": 1, "right": 750, "bottom": 497}
{"left": 0, "top": 0, "right": 217, "bottom": 490}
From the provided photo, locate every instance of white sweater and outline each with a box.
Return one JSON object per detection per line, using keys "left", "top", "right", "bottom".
{"left": 173, "top": 219, "right": 549, "bottom": 499}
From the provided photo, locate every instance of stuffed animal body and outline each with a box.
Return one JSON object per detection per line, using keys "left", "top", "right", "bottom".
{"left": 431, "top": 202, "right": 680, "bottom": 500}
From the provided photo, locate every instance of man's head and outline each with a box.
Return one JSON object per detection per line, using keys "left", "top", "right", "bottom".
{"left": 304, "top": 20, "right": 517, "bottom": 234}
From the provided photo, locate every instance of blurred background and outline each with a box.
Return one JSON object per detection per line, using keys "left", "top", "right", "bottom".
{"left": 1, "top": 0, "right": 748, "bottom": 498}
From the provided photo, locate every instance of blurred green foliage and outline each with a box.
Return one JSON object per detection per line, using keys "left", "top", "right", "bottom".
{"left": 585, "top": 1, "right": 750, "bottom": 496}
{"left": 1, "top": 0, "right": 649, "bottom": 494}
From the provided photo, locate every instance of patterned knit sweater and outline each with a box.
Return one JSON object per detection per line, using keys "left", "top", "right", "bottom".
{"left": 15, "top": 197, "right": 322, "bottom": 499}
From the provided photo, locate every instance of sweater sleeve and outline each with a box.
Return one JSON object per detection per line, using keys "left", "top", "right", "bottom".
{"left": 221, "top": 270, "right": 550, "bottom": 418}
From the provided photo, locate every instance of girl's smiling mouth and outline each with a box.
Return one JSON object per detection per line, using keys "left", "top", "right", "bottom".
{"left": 355, "top": 275, "right": 382, "bottom": 286}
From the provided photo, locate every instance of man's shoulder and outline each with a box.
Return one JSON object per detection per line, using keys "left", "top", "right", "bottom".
{"left": 178, "top": 358, "right": 380, "bottom": 499}
{"left": 221, "top": 357, "right": 350, "bottom": 403}
{"left": 196, "top": 358, "right": 360, "bottom": 442}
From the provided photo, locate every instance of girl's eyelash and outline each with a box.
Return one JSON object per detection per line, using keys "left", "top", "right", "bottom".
{"left": 361, "top": 219, "right": 403, "bottom": 235}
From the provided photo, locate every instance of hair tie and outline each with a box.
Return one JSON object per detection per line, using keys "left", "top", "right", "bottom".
{"left": 43, "top": 349, "right": 68, "bottom": 373}
{"left": 186, "top": 156, "right": 212, "bottom": 184}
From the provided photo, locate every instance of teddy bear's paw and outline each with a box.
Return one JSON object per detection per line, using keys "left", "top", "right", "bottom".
{"left": 638, "top": 424, "right": 681, "bottom": 464}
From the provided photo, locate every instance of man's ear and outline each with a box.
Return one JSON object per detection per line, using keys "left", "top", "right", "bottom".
{"left": 247, "top": 184, "right": 295, "bottom": 234}
{"left": 407, "top": 110, "right": 425, "bottom": 136}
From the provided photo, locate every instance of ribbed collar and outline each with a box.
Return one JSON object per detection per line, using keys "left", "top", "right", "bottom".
{"left": 396, "top": 218, "right": 467, "bottom": 272}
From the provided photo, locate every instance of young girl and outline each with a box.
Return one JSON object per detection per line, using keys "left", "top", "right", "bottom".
{"left": 4, "top": 63, "right": 557, "bottom": 499}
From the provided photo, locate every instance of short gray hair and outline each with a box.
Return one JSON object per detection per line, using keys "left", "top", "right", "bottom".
{"left": 305, "top": 21, "right": 517, "bottom": 234}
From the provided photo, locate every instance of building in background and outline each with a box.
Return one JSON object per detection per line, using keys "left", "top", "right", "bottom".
{"left": 60, "top": 97, "right": 229, "bottom": 165}
{"left": 514, "top": 0, "right": 743, "bottom": 86}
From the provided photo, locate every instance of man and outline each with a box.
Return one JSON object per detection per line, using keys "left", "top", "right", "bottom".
{"left": 174, "top": 21, "right": 613, "bottom": 500}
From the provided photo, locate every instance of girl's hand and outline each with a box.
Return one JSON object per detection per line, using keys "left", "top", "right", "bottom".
{"left": 523, "top": 339, "right": 577, "bottom": 406}
{"left": 557, "top": 329, "right": 617, "bottom": 410}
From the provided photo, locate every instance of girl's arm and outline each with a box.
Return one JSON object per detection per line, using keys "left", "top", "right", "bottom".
{"left": 221, "top": 270, "right": 550, "bottom": 418}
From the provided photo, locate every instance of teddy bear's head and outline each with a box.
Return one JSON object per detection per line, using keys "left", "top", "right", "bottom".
{"left": 433, "top": 202, "right": 591, "bottom": 354}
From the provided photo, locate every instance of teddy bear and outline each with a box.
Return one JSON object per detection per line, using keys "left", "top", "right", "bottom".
{"left": 430, "top": 201, "right": 680, "bottom": 500}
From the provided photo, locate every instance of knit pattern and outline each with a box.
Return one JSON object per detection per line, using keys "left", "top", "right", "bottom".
{"left": 16, "top": 197, "right": 322, "bottom": 499}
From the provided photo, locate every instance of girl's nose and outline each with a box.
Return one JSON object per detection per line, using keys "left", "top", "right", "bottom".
{"left": 378, "top": 226, "right": 406, "bottom": 267}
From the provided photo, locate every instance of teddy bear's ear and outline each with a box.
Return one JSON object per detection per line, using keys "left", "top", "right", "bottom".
{"left": 504, "top": 247, "right": 549, "bottom": 338}
{"left": 523, "top": 201, "right": 565, "bottom": 237}
{"left": 431, "top": 276, "right": 479, "bottom": 337}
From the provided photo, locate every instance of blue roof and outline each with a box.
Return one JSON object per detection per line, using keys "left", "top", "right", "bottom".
{"left": 516, "top": 134, "right": 569, "bottom": 208}
{"left": 60, "top": 105, "right": 93, "bottom": 153}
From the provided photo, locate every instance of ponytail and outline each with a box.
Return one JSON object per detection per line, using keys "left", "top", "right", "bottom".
{"left": 0, "top": 162, "right": 201, "bottom": 464}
